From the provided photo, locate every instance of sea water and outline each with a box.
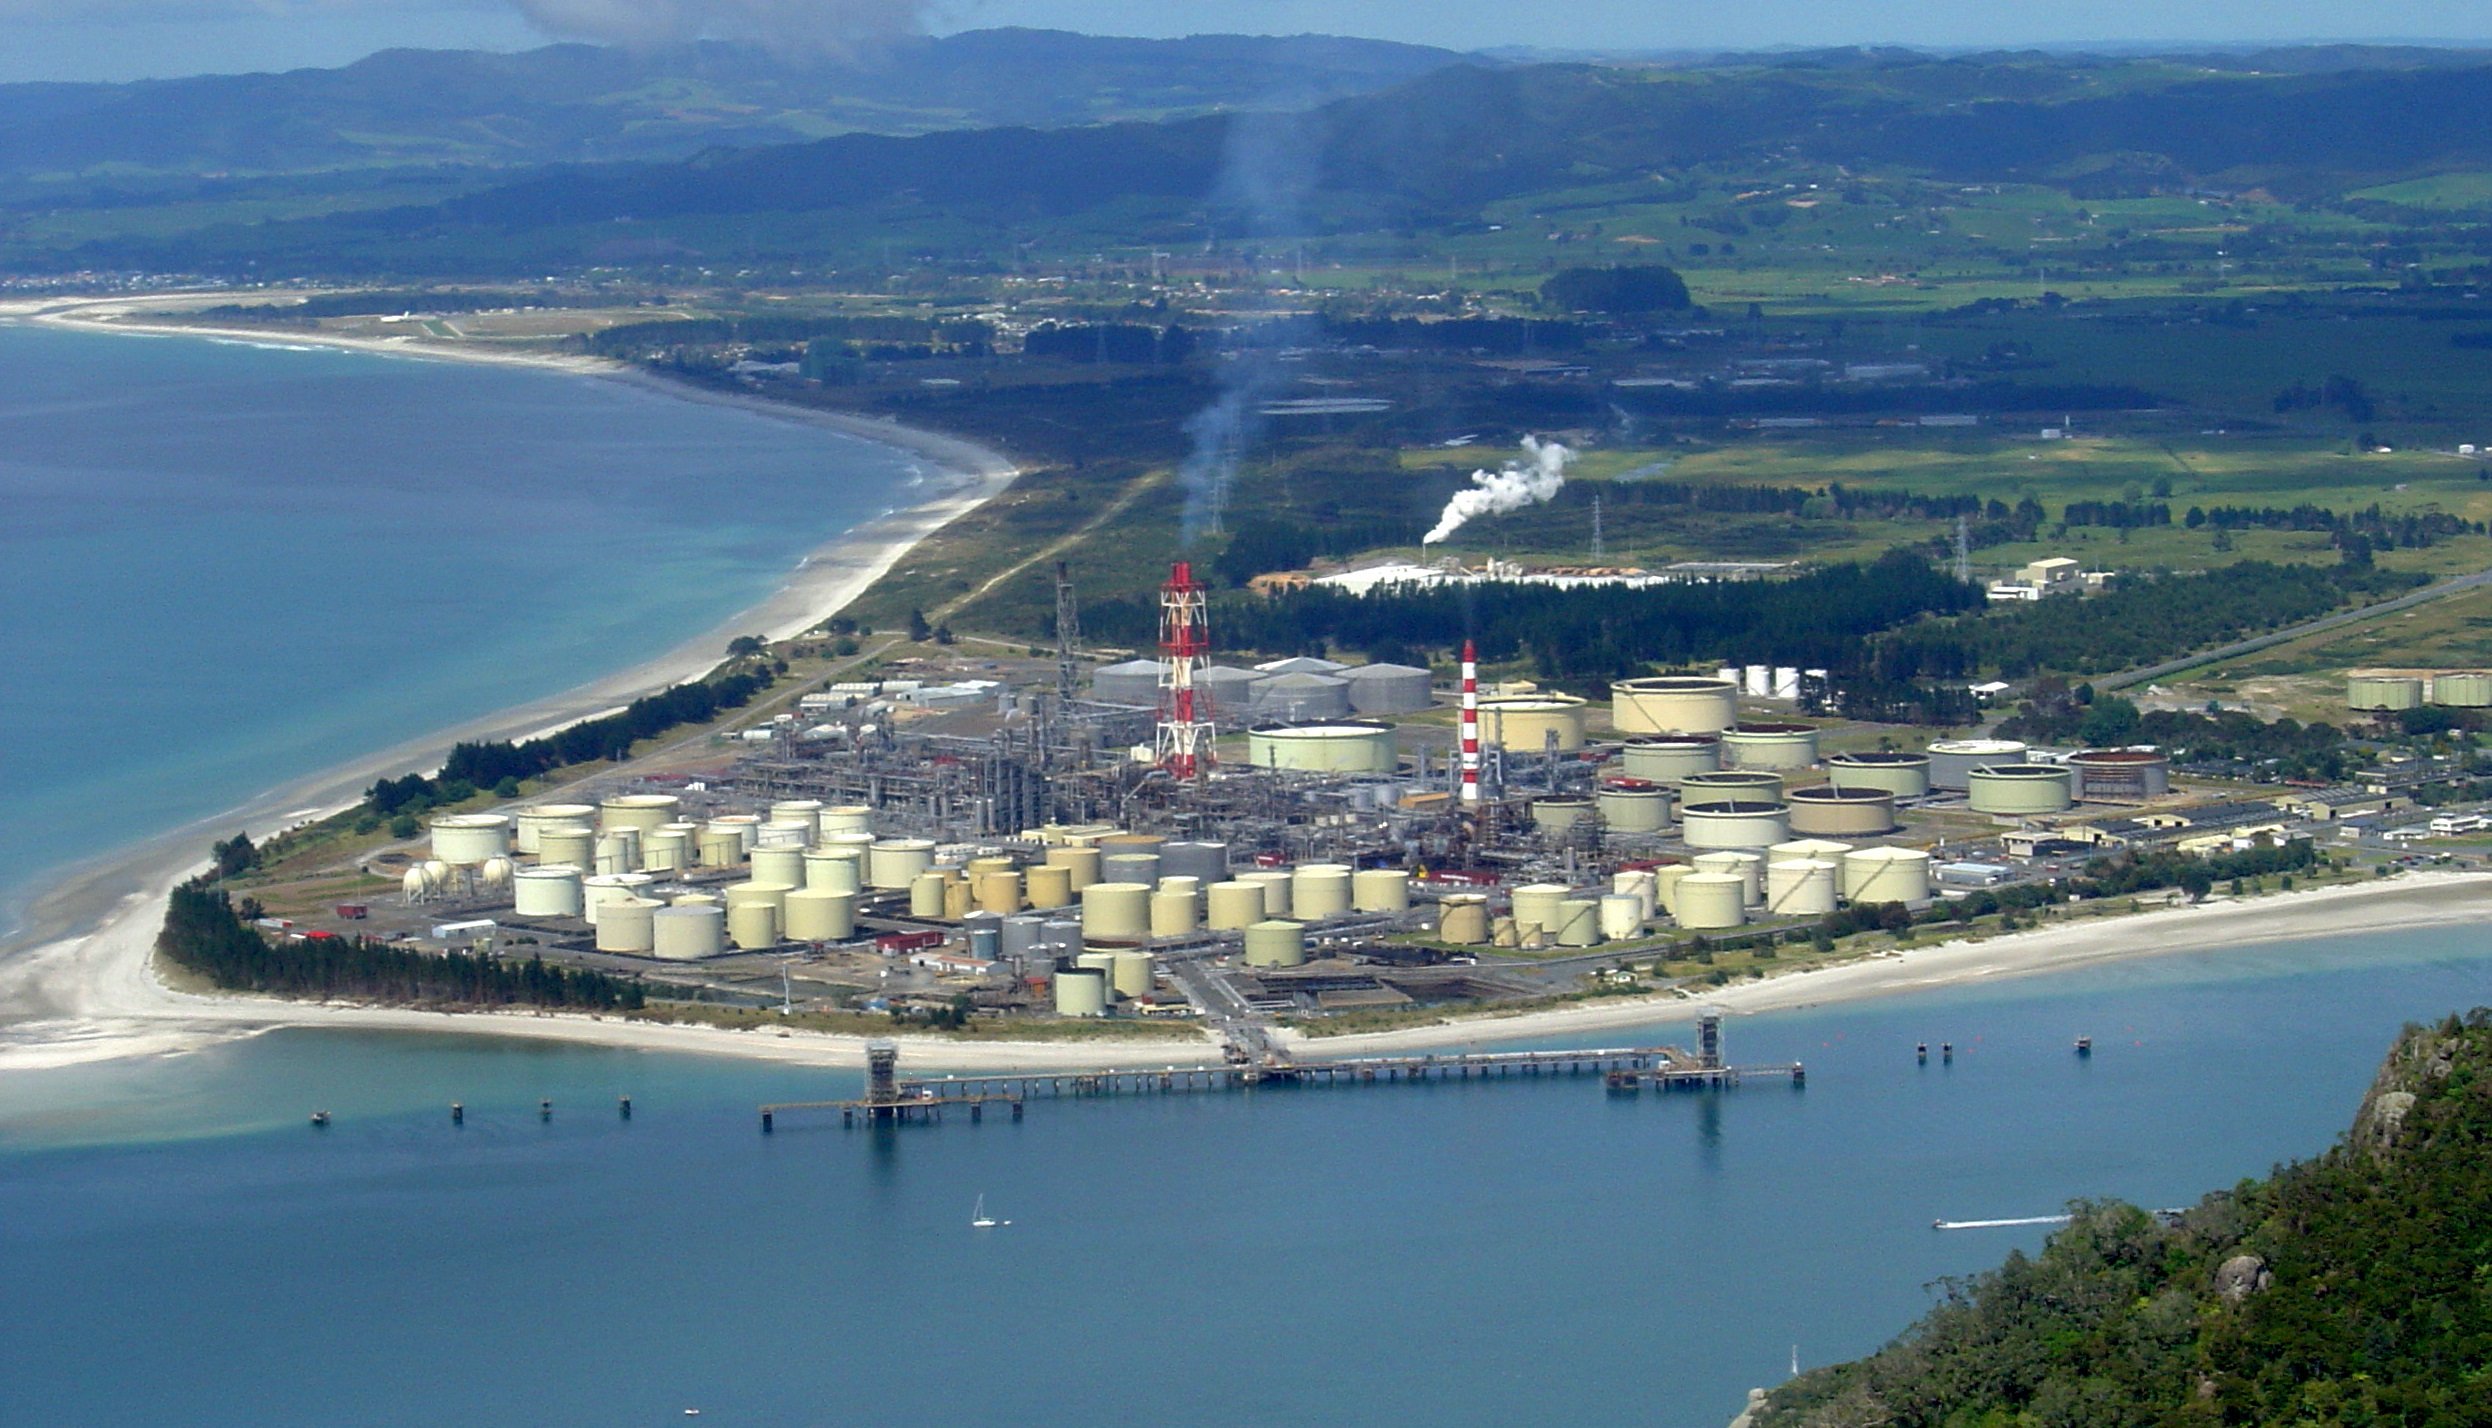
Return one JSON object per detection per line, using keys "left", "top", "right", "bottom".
{"left": 2, "top": 925, "right": 2484, "bottom": 1426}
{"left": 0, "top": 322, "right": 917, "bottom": 932}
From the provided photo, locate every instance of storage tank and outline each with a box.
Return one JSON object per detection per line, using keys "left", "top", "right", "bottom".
{"left": 512, "top": 865, "right": 584, "bottom": 918}
{"left": 1598, "top": 894, "right": 1646, "bottom": 942}
{"left": 1674, "top": 873, "right": 1747, "bottom": 931}
{"left": 711, "top": 814, "right": 762, "bottom": 854}
{"left": 1509, "top": 884, "right": 1571, "bottom": 938}
{"left": 1111, "top": 951, "right": 1154, "bottom": 1000}
{"left": 652, "top": 904, "right": 726, "bottom": 961}
{"left": 1720, "top": 722, "right": 1820, "bottom": 772}
{"left": 1611, "top": 675, "right": 1740, "bottom": 735}
{"left": 751, "top": 844, "right": 806, "bottom": 889}
{"left": 1352, "top": 868, "right": 1411, "bottom": 913}
{"left": 514, "top": 804, "right": 597, "bottom": 855}
{"left": 1621, "top": 735, "right": 1721, "bottom": 782}
{"left": 401, "top": 866, "right": 435, "bottom": 901}
{"left": 1239, "top": 870, "right": 1293, "bottom": 917}
{"left": 1096, "top": 832, "right": 1163, "bottom": 859}
{"left": 1693, "top": 850, "right": 1765, "bottom": 906}
{"left": 1596, "top": 780, "right": 1673, "bottom": 833}
{"left": 1477, "top": 695, "right": 1588, "bottom": 753}
{"left": 1342, "top": 662, "right": 1437, "bottom": 715}
{"left": 1246, "top": 721, "right": 1398, "bottom": 774}
{"left": 766, "top": 799, "right": 824, "bottom": 836}
{"left": 538, "top": 823, "right": 596, "bottom": 871}
{"left": 1045, "top": 844, "right": 1104, "bottom": 891}
{"left": 1081, "top": 882, "right": 1152, "bottom": 941}
{"left": 1242, "top": 920, "right": 1308, "bottom": 968}
{"left": 1681, "top": 769, "right": 1784, "bottom": 802}
{"left": 2347, "top": 673, "right": 2425, "bottom": 711}
{"left": 1090, "top": 659, "right": 1170, "bottom": 706}
{"left": 670, "top": 893, "right": 718, "bottom": 908}
{"left": 594, "top": 897, "right": 660, "bottom": 954}
{"left": 975, "top": 869, "right": 1023, "bottom": 916}
{"left": 1765, "top": 859, "right": 1840, "bottom": 918}
{"left": 1966, "top": 763, "right": 2076, "bottom": 816}
{"left": 2433, "top": 671, "right": 2492, "bottom": 707}
{"left": 2065, "top": 749, "right": 2173, "bottom": 803}
{"left": 1680, "top": 800, "right": 1791, "bottom": 850}
{"left": 804, "top": 848, "right": 864, "bottom": 894}
{"left": 593, "top": 829, "right": 641, "bottom": 876}
{"left": 1195, "top": 665, "right": 1269, "bottom": 719}
{"left": 478, "top": 856, "right": 513, "bottom": 890}
{"left": 1787, "top": 786, "right": 1897, "bottom": 837}
{"left": 1532, "top": 798, "right": 1596, "bottom": 835}
{"left": 599, "top": 794, "right": 680, "bottom": 836}
{"left": 429, "top": 814, "right": 510, "bottom": 865}
{"left": 868, "top": 838, "right": 937, "bottom": 890}
{"left": 726, "top": 901, "right": 781, "bottom": 950}
{"left": 724, "top": 881, "right": 792, "bottom": 913}
{"left": 1842, "top": 847, "right": 1933, "bottom": 904}
{"left": 1002, "top": 914, "right": 1047, "bottom": 961}
{"left": 1149, "top": 887, "right": 1198, "bottom": 938}
{"left": 1769, "top": 838, "right": 1854, "bottom": 864}
{"left": 1824, "top": 751, "right": 1932, "bottom": 800}
{"left": 1292, "top": 864, "right": 1354, "bottom": 920}
{"left": 1653, "top": 864, "right": 1692, "bottom": 917}
{"left": 1103, "top": 852, "right": 1162, "bottom": 887}
{"left": 1438, "top": 894, "right": 1491, "bottom": 945}
{"left": 909, "top": 872, "right": 947, "bottom": 919}
{"left": 641, "top": 828, "right": 690, "bottom": 873}
{"left": 1552, "top": 899, "right": 1602, "bottom": 947}
{"left": 756, "top": 819, "right": 812, "bottom": 850}
{"left": 1926, "top": 739, "right": 2029, "bottom": 791}
{"left": 1253, "top": 672, "right": 1354, "bottom": 721}
{"left": 694, "top": 824, "right": 746, "bottom": 868}
{"left": 783, "top": 889, "right": 857, "bottom": 942}
{"left": 1054, "top": 967, "right": 1109, "bottom": 1017}
{"left": 583, "top": 872, "right": 656, "bottom": 925}
{"left": 1613, "top": 868, "right": 1659, "bottom": 920}
{"left": 1024, "top": 864, "right": 1074, "bottom": 909}
{"left": 1206, "top": 881, "right": 1267, "bottom": 930}
{"left": 1159, "top": 841, "right": 1230, "bottom": 884}
{"left": 819, "top": 805, "right": 873, "bottom": 836}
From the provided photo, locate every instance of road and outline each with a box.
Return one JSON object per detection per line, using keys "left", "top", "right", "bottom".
{"left": 2095, "top": 563, "right": 2492, "bottom": 693}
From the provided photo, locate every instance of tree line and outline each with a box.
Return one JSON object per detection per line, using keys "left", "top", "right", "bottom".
{"left": 2186, "top": 501, "right": 2480, "bottom": 551}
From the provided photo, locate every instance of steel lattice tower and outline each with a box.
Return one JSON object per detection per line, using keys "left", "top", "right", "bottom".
{"left": 1155, "top": 561, "right": 1216, "bottom": 780}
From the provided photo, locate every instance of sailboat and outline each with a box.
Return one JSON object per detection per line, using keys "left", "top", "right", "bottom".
{"left": 972, "top": 1194, "right": 1009, "bottom": 1229}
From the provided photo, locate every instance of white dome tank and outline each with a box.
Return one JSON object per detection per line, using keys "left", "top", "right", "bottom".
{"left": 428, "top": 814, "right": 511, "bottom": 865}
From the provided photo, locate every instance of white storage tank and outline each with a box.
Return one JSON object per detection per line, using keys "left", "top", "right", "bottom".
{"left": 1024, "top": 864, "right": 1074, "bottom": 910}
{"left": 1598, "top": 894, "right": 1645, "bottom": 941}
{"left": 515, "top": 804, "right": 597, "bottom": 855}
{"left": 1477, "top": 695, "right": 1588, "bottom": 753}
{"left": 1693, "top": 851, "right": 1765, "bottom": 906}
{"left": 1352, "top": 868, "right": 1411, "bottom": 913}
{"left": 512, "top": 865, "right": 584, "bottom": 918}
{"left": 1509, "top": 883, "right": 1572, "bottom": 938}
{"left": 1926, "top": 739, "right": 2029, "bottom": 791}
{"left": 975, "top": 869, "right": 1024, "bottom": 916}
{"left": 1292, "top": 864, "right": 1354, "bottom": 919}
{"left": 1054, "top": 966, "right": 1109, "bottom": 1016}
{"left": 583, "top": 872, "right": 656, "bottom": 925}
{"left": 783, "top": 889, "right": 858, "bottom": 942}
{"left": 1532, "top": 798, "right": 1597, "bottom": 835}
{"left": 1613, "top": 868, "right": 1659, "bottom": 920}
{"left": 593, "top": 829, "right": 641, "bottom": 876}
{"left": 1149, "top": 887, "right": 1198, "bottom": 938}
{"left": 1045, "top": 844, "right": 1103, "bottom": 891}
{"left": 804, "top": 847, "right": 864, "bottom": 894}
{"left": 594, "top": 897, "right": 661, "bottom": 954}
{"left": 1765, "top": 859, "right": 1839, "bottom": 918}
{"left": 868, "top": 838, "right": 937, "bottom": 890}
{"left": 1342, "top": 662, "right": 1437, "bottom": 715}
{"left": 1552, "top": 899, "right": 1602, "bottom": 948}
{"left": 1091, "top": 658, "right": 1169, "bottom": 706}
{"left": 2065, "top": 749, "right": 2172, "bottom": 803}
{"left": 1253, "top": 672, "right": 1354, "bottom": 721}
{"left": 819, "top": 804, "right": 873, "bottom": 836}
{"left": 429, "top": 814, "right": 511, "bottom": 865}
{"left": 2347, "top": 673, "right": 2426, "bottom": 711}
{"left": 1111, "top": 951, "right": 1155, "bottom": 1000}
{"left": 599, "top": 794, "right": 680, "bottom": 835}
{"left": 1239, "top": 870, "right": 1293, "bottom": 917}
{"left": 1206, "top": 881, "right": 1267, "bottom": 930}
{"left": 1596, "top": 780, "right": 1673, "bottom": 832}
{"left": 538, "top": 823, "right": 597, "bottom": 871}
{"left": 641, "top": 828, "right": 690, "bottom": 873}
{"left": 694, "top": 824, "right": 746, "bottom": 868}
{"left": 1621, "top": 735, "right": 1721, "bottom": 782}
{"left": 711, "top": 814, "right": 763, "bottom": 854}
{"left": 1437, "top": 895, "right": 1491, "bottom": 945}
{"left": 1246, "top": 721, "right": 1399, "bottom": 774}
{"left": 1681, "top": 769, "right": 1784, "bottom": 802}
{"left": 1842, "top": 847, "right": 1932, "bottom": 905}
{"left": 1720, "top": 722, "right": 1820, "bottom": 772}
{"left": 1242, "top": 920, "right": 1308, "bottom": 968}
{"left": 1966, "top": 763, "right": 2076, "bottom": 817}
{"left": 766, "top": 799, "right": 825, "bottom": 837}
{"left": 652, "top": 904, "right": 726, "bottom": 960}
{"left": 1080, "top": 882, "right": 1152, "bottom": 941}
{"left": 1680, "top": 800, "right": 1791, "bottom": 850}
{"left": 909, "top": 872, "right": 947, "bottom": 920}
{"left": 1769, "top": 838, "right": 1854, "bottom": 864}
{"left": 1673, "top": 873, "right": 1747, "bottom": 931}
{"left": 1611, "top": 675, "right": 1740, "bottom": 735}
{"left": 1786, "top": 786, "right": 1897, "bottom": 837}
{"left": 726, "top": 901, "right": 781, "bottom": 951}
{"left": 1824, "top": 752, "right": 1932, "bottom": 800}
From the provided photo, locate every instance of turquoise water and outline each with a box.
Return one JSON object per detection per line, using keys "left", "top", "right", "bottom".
{"left": 0, "top": 323, "right": 916, "bottom": 932}
{"left": 3, "top": 927, "right": 2485, "bottom": 1426}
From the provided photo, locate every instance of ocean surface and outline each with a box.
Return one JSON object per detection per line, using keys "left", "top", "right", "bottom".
{"left": 3, "top": 925, "right": 2487, "bottom": 1426}
{"left": 0, "top": 322, "right": 918, "bottom": 934}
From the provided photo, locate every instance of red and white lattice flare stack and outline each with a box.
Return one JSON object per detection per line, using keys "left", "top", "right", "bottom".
{"left": 1156, "top": 561, "right": 1216, "bottom": 780}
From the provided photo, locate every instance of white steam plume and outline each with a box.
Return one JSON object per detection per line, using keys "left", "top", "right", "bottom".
{"left": 510, "top": 0, "right": 933, "bottom": 55}
{"left": 1422, "top": 437, "right": 1574, "bottom": 545}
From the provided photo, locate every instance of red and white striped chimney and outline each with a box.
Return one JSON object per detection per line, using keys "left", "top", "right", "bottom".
{"left": 1459, "top": 639, "right": 1480, "bottom": 805}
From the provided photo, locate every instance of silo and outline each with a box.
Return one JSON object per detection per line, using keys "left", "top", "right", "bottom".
{"left": 868, "top": 838, "right": 937, "bottom": 889}
{"left": 1081, "top": 883, "right": 1152, "bottom": 941}
{"left": 600, "top": 794, "right": 680, "bottom": 836}
{"left": 1091, "top": 659, "right": 1170, "bottom": 706}
{"left": 2066, "top": 749, "right": 2172, "bottom": 803}
{"left": 2346, "top": 673, "right": 2425, "bottom": 711}
{"left": 1254, "top": 672, "right": 1354, "bottom": 721}
{"left": 1438, "top": 895, "right": 1491, "bottom": 945}
{"left": 1613, "top": 868, "right": 1659, "bottom": 920}
{"left": 1824, "top": 752, "right": 1932, "bottom": 800}
{"left": 512, "top": 865, "right": 585, "bottom": 918}
{"left": 1247, "top": 722, "right": 1398, "bottom": 774}
{"left": 1596, "top": 780, "right": 1673, "bottom": 833}
{"left": 642, "top": 827, "right": 690, "bottom": 873}
{"left": 784, "top": 889, "right": 858, "bottom": 942}
{"left": 1111, "top": 951, "right": 1155, "bottom": 999}
{"left": 1598, "top": 894, "right": 1646, "bottom": 941}
{"left": 1352, "top": 869, "right": 1411, "bottom": 913}
{"left": 726, "top": 901, "right": 781, "bottom": 950}
{"left": 1681, "top": 800, "right": 1792, "bottom": 850}
{"left": 593, "top": 829, "right": 641, "bottom": 875}
{"left": 1103, "top": 852, "right": 1162, "bottom": 886}
{"left": 1765, "top": 859, "right": 1839, "bottom": 918}
{"left": 1054, "top": 967, "right": 1109, "bottom": 1017}
{"left": 1966, "top": 764, "right": 2076, "bottom": 816}
{"left": 652, "top": 904, "right": 726, "bottom": 960}
{"left": 752, "top": 844, "right": 806, "bottom": 889}
{"left": 1206, "top": 881, "right": 1267, "bottom": 930}
{"left": 1621, "top": 735, "right": 1721, "bottom": 782}
{"left": 1787, "top": 786, "right": 1896, "bottom": 837}
{"left": 1673, "top": 873, "right": 1747, "bottom": 931}
{"left": 1240, "top": 870, "right": 1294, "bottom": 917}
{"left": 595, "top": 898, "right": 660, "bottom": 954}
{"left": 1552, "top": 899, "right": 1602, "bottom": 947}
{"left": 819, "top": 804, "right": 873, "bottom": 836}
{"left": 1509, "top": 884, "right": 1571, "bottom": 938}
{"left": 1769, "top": 838, "right": 1854, "bottom": 864}
{"left": 1925, "top": 739, "right": 2029, "bottom": 791}
{"left": 1024, "top": 864, "right": 1074, "bottom": 910}
{"left": 804, "top": 848, "right": 864, "bottom": 894}
{"left": 514, "top": 804, "right": 597, "bottom": 855}
{"left": 1159, "top": 841, "right": 1230, "bottom": 884}
{"left": 1293, "top": 864, "right": 1354, "bottom": 920}
{"left": 1693, "top": 851, "right": 1766, "bottom": 906}
{"left": 1342, "top": 662, "right": 1437, "bottom": 715}
{"left": 694, "top": 824, "right": 746, "bottom": 868}
{"left": 1149, "top": 888, "right": 1198, "bottom": 938}
{"left": 2434, "top": 671, "right": 2492, "bottom": 707}
{"left": 975, "top": 869, "right": 1023, "bottom": 916}
{"left": 1681, "top": 769, "right": 1784, "bottom": 802}
{"left": 1842, "top": 847, "right": 1932, "bottom": 904}
{"left": 909, "top": 873, "right": 947, "bottom": 919}
{"left": 1611, "top": 675, "right": 1740, "bottom": 735}
{"left": 1477, "top": 695, "right": 1588, "bottom": 753}
{"left": 1045, "top": 844, "right": 1103, "bottom": 891}
{"left": 430, "top": 814, "right": 511, "bottom": 865}
{"left": 1720, "top": 722, "right": 1821, "bottom": 772}
{"left": 1532, "top": 798, "right": 1597, "bottom": 836}
{"left": 583, "top": 872, "right": 656, "bottom": 925}
{"left": 1242, "top": 920, "right": 1308, "bottom": 968}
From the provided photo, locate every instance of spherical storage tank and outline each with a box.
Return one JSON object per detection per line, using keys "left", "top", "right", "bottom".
{"left": 429, "top": 814, "right": 510, "bottom": 865}
{"left": 512, "top": 865, "right": 584, "bottom": 918}
{"left": 1342, "top": 662, "right": 1436, "bottom": 715}
{"left": 1765, "top": 859, "right": 1839, "bottom": 918}
{"left": 1824, "top": 752, "right": 1932, "bottom": 800}
{"left": 1242, "top": 921, "right": 1308, "bottom": 968}
{"left": 1720, "top": 722, "right": 1820, "bottom": 772}
{"left": 1842, "top": 847, "right": 1932, "bottom": 904}
{"left": 1252, "top": 672, "right": 1353, "bottom": 722}
{"left": 1786, "top": 786, "right": 1896, "bottom": 836}
{"left": 2433, "top": 671, "right": 2492, "bottom": 707}
{"left": 1680, "top": 769, "right": 1784, "bottom": 802}
{"left": 1091, "top": 659, "right": 1170, "bottom": 706}
{"left": 1611, "top": 676, "right": 1740, "bottom": 736}
{"left": 2066, "top": 749, "right": 2172, "bottom": 803}
{"left": 1673, "top": 873, "right": 1747, "bottom": 931}
{"left": 1621, "top": 735, "right": 1721, "bottom": 783}
{"left": 1247, "top": 722, "right": 1397, "bottom": 774}
{"left": 1680, "top": 800, "right": 1791, "bottom": 850}
{"left": 1926, "top": 739, "right": 2028, "bottom": 792}
{"left": 2347, "top": 674, "right": 2425, "bottom": 711}
{"left": 1476, "top": 695, "right": 1587, "bottom": 753}
{"left": 652, "top": 904, "right": 726, "bottom": 961}
{"left": 1967, "top": 763, "right": 2075, "bottom": 817}
{"left": 1596, "top": 780, "right": 1673, "bottom": 833}
{"left": 514, "top": 804, "right": 596, "bottom": 855}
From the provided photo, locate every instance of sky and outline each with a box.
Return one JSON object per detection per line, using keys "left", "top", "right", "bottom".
{"left": 1, "top": 0, "right": 2489, "bottom": 84}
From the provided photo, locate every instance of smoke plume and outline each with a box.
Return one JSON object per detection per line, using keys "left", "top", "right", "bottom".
{"left": 1422, "top": 437, "right": 1575, "bottom": 545}
{"left": 509, "top": 0, "right": 933, "bottom": 55}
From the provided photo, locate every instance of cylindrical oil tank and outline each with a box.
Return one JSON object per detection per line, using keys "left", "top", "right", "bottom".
{"left": 1654, "top": 864, "right": 1692, "bottom": 916}
{"left": 1611, "top": 675, "right": 1740, "bottom": 735}
{"left": 1681, "top": 769, "right": 1784, "bottom": 802}
{"left": 909, "top": 872, "right": 947, "bottom": 919}
{"left": 712, "top": 814, "right": 762, "bottom": 854}
{"left": 1552, "top": 899, "right": 1601, "bottom": 947}
{"left": 594, "top": 897, "right": 660, "bottom": 954}
{"left": 1509, "top": 884, "right": 1571, "bottom": 937}
{"left": 539, "top": 823, "right": 597, "bottom": 871}
{"left": 1721, "top": 722, "right": 1820, "bottom": 772}
{"left": 868, "top": 838, "right": 937, "bottom": 890}
{"left": 783, "top": 889, "right": 857, "bottom": 942}
{"left": 1681, "top": 800, "right": 1791, "bottom": 850}
{"left": 695, "top": 824, "right": 746, "bottom": 868}
{"left": 1024, "top": 864, "right": 1074, "bottom": 909}
{"left": 756, "top": 819, "right": 811, "bottom": 850}
{"left": 1343, "top": 662, "right": 1436, "bottom": 715}
{"left": 819, "top": 804, "right": 872, "bottom": 836}
{"left": 600, "top": 794, "right": 680, "bottom": 836}
{"left": 1621, "top": 735, "right": 1721, "bottom": 782}
{"left": 965, "top": 913, "right": 1002, "bottom": 963}
{"left": 1196, "top": 665, "right": 1268, "bottom": 716}
{"left": 804, "top": 848, "right": 864, "bottom": 894}
{"left": 1926, "top": 739, "right": 2029, "bottom": 791}
{"left": 1693, "top": 851, "right": 1765, "bottom": 906}
{"left": 1103, "top": 852, "right": 1161, "bottom": 886}
{"left": 1533, "top": 798, "right": 1596, "bottom": 835}
{"left": 1596, "top": 780, "right": 1673, "bottom": 833}
{"left": 1096, "top": 832, "right": 1163, "bottom": 859}
{"left": 2348, "top": 673, "right": 2425, "bottom": 711}
{"left": 1240, "top": 870, "right": 1293, "bottom": 917}
{"left": 1081, "top": 882, "right": 1152, "bottom": 941}
{"left": 1770, "top": 838, "right": 1854, "bottom": 864}
{"left": 1824, "top": 752, "right": 1932, "bottom": 800}
{"left": 1159, "top": 841, "right": 1230, "bottom": 884}
{"left": 430, "top": 814, "right": 510, "bottom": 865}
{"left": 975, "top": 869, "right": 1023, "bottom": 916}
{"left": 641, "top": 828, "right": 690, "bottom": 873}
{"left": 1046, "top": 844, "right": 1103, "bottom": 891}
{"left": 670, "top": 892, "right": 718, "bottom": 908}
{"left": 1054, "top": 967, "right": 1109, "bottom": 1017}
{"left": 1967, "top": 763, "right": 2076, "bottom": 816}
{"left": 2066, "top": 749, "right": 2172, "bottom": 803}
{"left": 1242, "top": 920, "right": 1308, "bottom": 968}
{"left": 751, "top": 844, "right": 805, "bottom": 889}
{"left": 1002, "top": 914, "right": 1046, "bottom": 961}
{"left": 1438, "top": 895, "right": 1491, "bottom": 945}
{"left": 652, "top": 904, "right": 726, "bottom": 960}
{"left": 1253, "top": 672, "right": 1354, "bottom": 721}
{"left": 514, "top": 804, "right": 596, "bottom": 855}
{"left": 1674, "top": 873, "right": 1747, "bottom": 931}
{"left": 1352, "top": 868, "right": 1411, "bottom": 913}
{"left": 1112, "top": 951, "right": 1154, "bottom": 1000}
{"left": 1149, "top": 888, "right": 1198, "bottom": 938}
{"left": 1843, "top": 847, "right": 1932, "bottom": 904}
{"left": 512, "top": 865, "right": 584, "bottom": 918}
{"left": 1787, "top": 786, "right": 1896, "bottom": 837}
{"left": 1614, "top": 868, "right": 1659, "bottom": 920}
{"left": 2433, "top": 671, "right": 2492, "bottom": 707}
{"left": 1477, "top": 695, "right": 1588, "bottom": 753}
{"left": 766, "top": 799, "right": 824, "bottom": 836}
{"left": 1292, "top": 864, "right": 1354, "bottom": 920}
{"left": 726, "top": 901, "right": 781, "bottom": 950}
{"left": 1765, "top": 859, "right": 1840, "bottom": 918}
{"left": 1206, "top": 881, "right": 1267, "bottom": 930}
{"left": 1091, "top": 658, "right": 1169, "bottom": 705}
{"left": 823, "top": 830, "right": 878, "bottom": 855}
{"left": 1598, "top": 894, "right": 1645, "bottom": 941}
{"left": 724, "top": 880, "right": 792, "bottom": 912}
{"left": 583, "top": 872, "right": 656, "bottom": 925}
{"left": 1246, "top": 721, "right": 1398, "bottom": 774}
{"left": 593, "top": 830, "right": 641, "bottom": 875}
